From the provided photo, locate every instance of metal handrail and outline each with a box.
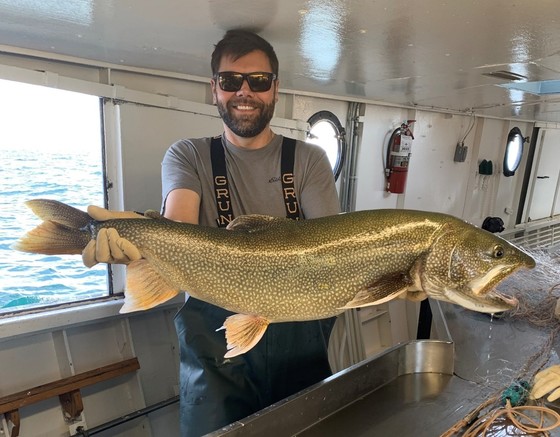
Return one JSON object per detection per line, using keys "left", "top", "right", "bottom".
{"left": 500, "top": 215, "right": 560, "bottom": 250}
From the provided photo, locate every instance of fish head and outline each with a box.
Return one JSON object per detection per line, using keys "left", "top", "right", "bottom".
{"left": 420, "top": 222, "right": 536, "bottom": 313}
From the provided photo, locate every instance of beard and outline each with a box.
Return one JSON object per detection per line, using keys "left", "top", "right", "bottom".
{"left": 216, "top": 98, "right": 275, "bottom": 138}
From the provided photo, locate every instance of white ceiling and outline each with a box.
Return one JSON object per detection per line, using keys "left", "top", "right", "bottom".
{"left": 2, "top": 0, "right": 560, "bottom": 122}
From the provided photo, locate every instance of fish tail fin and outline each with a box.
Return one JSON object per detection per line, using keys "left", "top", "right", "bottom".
{"left": 25, "top": 199, "right": 91, "bottom": 227}
{"left": 119, "top": 259, "right": 180, "bottom": 313}
{"left": 13, "top": 199, "right": 91, "bottom": 255}
{"left": 218, "top": 314, "right": 270, "bottom": 358}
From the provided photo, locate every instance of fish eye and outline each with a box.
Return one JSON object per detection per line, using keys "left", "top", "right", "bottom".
{"left": 493, "top": 245, "right": 505, "bottom": 258}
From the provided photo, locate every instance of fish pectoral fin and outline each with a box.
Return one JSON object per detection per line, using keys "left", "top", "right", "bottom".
{"left": 226, "top": 214, "right": 289, "bottom": 233}
{"left": 217, "top": 314, "right": 270, "bottom": 358}
{"left": 119, "top": 259, "right": 180, "bottom": 313}
{"left": 339, "top": 274, "right": 412, "bottom": 309}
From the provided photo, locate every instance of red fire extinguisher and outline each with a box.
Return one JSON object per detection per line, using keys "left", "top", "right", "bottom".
{"left": 385, "top": 120, "right": 415, "bottom": 194}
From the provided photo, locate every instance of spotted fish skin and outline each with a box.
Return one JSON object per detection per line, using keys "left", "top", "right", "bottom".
{"left": 15, "top": 199, "right": 536, "bottom": 357}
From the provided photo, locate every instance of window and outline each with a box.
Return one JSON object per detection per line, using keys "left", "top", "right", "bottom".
{"left": 0, "top": 79, "right": 107, "bottom": 314}
{"left": 503, "top": 127, "right": 525, "bottom": 177}
{"left": 306, "top": 111, "right": 346, "bottom": 180}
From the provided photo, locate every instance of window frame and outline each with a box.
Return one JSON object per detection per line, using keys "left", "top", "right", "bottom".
{"left": 503, "top": 127, "right": 525, "bottom": 177}
{"left": 0, "top": 80, "right": 114, "bottom": 317}
{"left": 306, "top": 110, "right": 346, "bottom": 181}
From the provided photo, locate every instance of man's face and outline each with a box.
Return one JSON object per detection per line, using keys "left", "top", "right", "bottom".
{"left": 211, "top": 50, "right": 279, "bottom": 139}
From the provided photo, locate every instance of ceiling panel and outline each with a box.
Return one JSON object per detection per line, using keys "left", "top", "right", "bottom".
{"left": 1, "top": 0, "right": 560, "bottom": 121}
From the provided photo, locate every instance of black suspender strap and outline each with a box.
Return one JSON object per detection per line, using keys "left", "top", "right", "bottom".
{"left": 210, "top": 135, "right": 301, "bottom": 227}
{"left": 210, "top": 136, "right": 234, "bottom": 228}
{"left": 280, "top": 137, "right": 301, "bottom": 220}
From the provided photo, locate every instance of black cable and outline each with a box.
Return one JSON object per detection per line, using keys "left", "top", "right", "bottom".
{"left": 70, "top": 395, "right": 179, "bottom": 436}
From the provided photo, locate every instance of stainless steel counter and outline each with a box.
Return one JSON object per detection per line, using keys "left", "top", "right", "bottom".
{"left": 207, "top": 301, "right": 560, "bottom": 436}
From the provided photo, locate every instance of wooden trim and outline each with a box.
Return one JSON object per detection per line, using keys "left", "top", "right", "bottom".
{"left": 0, "top": 357, "right": 140, "bottom": 414}
{"left": 4, "top": 410, "right": 20, "bottom": 436}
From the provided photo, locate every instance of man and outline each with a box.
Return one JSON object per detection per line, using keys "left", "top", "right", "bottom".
{"left": 86, "top": 30, "right": 340, "bottom": 436}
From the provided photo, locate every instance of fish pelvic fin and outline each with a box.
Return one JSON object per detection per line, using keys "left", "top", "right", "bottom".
{"left": 339, "top": 274, "right": 412, "bottom": 309}
{"left": 120, "top": 259, "right": 180, "bottom": 313}
{"left": 217, "top": 314, "right": 270, "bottom": 358}
{"left": 13, "top": 199, "right": 91, "bottom": 255}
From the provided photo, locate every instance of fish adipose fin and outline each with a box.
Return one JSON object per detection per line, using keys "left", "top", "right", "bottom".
{"left": 226, "top": 214, "right": 290, "bottom": 233}
{"left": 218, "top": 314, "right": 270, "bottom": 358}
{"left": 120, "top": 259, "right": 180, "bottom": 313}
{"left": 340, "top": 274, "right": 412, "bottom": 309}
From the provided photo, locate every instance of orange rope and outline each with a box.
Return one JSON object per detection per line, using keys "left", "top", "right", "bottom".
{"left": 441, "top": 397, "right": 560, "bottom": 436}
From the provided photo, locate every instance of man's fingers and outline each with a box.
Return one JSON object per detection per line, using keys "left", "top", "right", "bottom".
{"left": 111, "top": 231, "right": 142, "bottom": 261}
{"left": 96, "top": 228, "right": 119, "bottom": 262}
{"left": 87, "top": 205, "right": 146, "bottom": 221}
{"left": 104, "top": 228, "right": 131, "bottom": 263}
{"left": 81, "top": 227, "right": 142, "bottom": 266}
{"left": 82, "top": 239, "right": 98, "bottom": 268}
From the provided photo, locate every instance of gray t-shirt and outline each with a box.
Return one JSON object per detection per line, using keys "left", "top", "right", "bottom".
{"left": 161, "top": 133, "right": 340, "bottom": 226}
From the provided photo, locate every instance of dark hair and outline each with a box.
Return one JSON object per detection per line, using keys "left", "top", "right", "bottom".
{"left": 211, "top": 30, "right": 279, "bottom": 77}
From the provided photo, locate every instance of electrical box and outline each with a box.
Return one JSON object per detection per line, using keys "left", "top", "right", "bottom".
{"left": 454, "top": 142, "right": 468, "bottom": 162}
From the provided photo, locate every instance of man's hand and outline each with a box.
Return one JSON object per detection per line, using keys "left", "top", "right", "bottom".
{"left": 531, "top": 365, "right": 560, "bottom": 402}
{"left": 82, "top": 206, "right": 145, "bottom": 267}
{"left": 87, "top": 205, "right": 147, "bottom": 221}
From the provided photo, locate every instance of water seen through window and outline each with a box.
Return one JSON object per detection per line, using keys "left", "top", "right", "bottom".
{"left": 0, "top": 79, "right": 108, "bottom": 313}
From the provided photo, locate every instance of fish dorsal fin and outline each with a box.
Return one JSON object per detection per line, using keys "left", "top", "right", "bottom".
{"left": 339, "top": 274, "right": 412, "bottom": 309}
{"left": 120, "top": 259, "right": 180, "bottom": 313}
{"left": 226, "top": 214, "right": 289, "bottom": 233}
{"left": 143, "top": 209, "right": 170, "bottom": 220}
{"left": 217, "top": 314, "right": 270, "bottom": 358}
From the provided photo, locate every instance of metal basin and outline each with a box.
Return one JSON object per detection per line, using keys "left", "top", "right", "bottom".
{"left": 208, "top": 340, "right": 463, "bottom": 436}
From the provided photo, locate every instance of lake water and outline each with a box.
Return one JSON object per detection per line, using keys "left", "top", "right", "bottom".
{"left": 0, "top": 148, "right": 108, "bottom": 312}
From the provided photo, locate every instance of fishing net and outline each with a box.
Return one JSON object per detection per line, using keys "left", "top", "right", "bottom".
{"left": 441, "top": 248, "right": 560, "bottom": 436}
{"left": 501, "top": 249, "right": 560, "bottom": 331}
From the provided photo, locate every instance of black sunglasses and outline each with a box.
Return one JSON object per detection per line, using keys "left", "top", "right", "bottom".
{"left": 216, "top": 71, "right": 277, "bottom": 92}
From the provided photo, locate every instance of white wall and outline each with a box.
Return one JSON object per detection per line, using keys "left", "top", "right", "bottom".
{"left": 0, "top": 304, "right": 182, "bottom": 437}
{"left": 355, "top": 104, "right": 534, "bottom": 229}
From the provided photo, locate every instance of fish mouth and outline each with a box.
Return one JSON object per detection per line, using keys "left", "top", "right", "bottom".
{"left": 442, "top": 286, "right": 518, "bottom": 314}
{"left": 422, "top": 277, "right": 518, "bottom": 313}
{"left": 482, "top": 289, "right": 519, "bottom": 311}
{"left": 432, "top": 264, "right": 524, "bottom": 313}
{"left": 463, "top": 264, "right": 526, "bottom": 313}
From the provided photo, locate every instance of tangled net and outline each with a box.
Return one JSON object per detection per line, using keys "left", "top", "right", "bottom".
{"left": 500, "top": 249, "right": 560, "bottom": 330}
{"left": 441, "top": 326, "right": 560, "bottom": 436}
{"left": 441, "top": 248, "right": 560, "bottom": 436}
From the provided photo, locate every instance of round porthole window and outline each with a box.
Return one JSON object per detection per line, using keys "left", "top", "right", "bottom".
{"left": 306, "top": 111, "right": 346, "bottom": 181}
{"left": 503, "top": 127, "right": 525, "bottom": 177}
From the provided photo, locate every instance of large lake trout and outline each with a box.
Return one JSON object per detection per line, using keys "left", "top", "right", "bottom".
{"left": 15, "top": 199, "right": 535, "bottom": 357}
